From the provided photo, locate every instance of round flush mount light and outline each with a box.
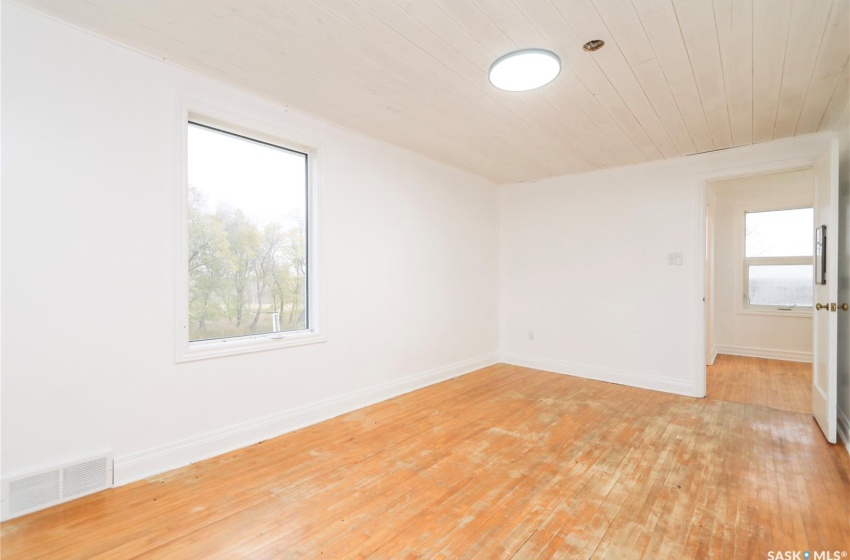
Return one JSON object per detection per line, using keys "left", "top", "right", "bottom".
{"left": 582, "top": 39, "right": 605, "bottom": 52}
{"left": 488, "top": 49, "right": 561, "bottom": 92}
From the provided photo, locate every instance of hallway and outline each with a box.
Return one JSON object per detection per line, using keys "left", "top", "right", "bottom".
{"left": 707, "top": 354, "right": 811, "bottom": 414}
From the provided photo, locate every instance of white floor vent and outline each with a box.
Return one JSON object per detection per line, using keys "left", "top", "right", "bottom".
{"left": 2, "top": 453, "right": 112, "bottom": 521}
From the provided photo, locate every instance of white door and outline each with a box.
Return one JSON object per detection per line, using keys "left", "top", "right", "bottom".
{"left": 812, "top": 139, "right": 840, "bottom": 443}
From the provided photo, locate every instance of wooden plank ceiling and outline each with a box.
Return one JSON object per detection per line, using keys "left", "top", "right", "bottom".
{"left": 15, "top": 0, "right": 850, "bottom": 184}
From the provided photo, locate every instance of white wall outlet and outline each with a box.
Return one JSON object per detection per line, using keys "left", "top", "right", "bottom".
{"left": 667, "top": 252, "right": 683, "bottom": 266}
{"left": 528, "top": 331, "right": 535, "bottom": 341}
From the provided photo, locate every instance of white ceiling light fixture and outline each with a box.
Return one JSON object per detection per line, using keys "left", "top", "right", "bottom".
{"left": 488, "top": 49, "right": 561, "bottom": 92}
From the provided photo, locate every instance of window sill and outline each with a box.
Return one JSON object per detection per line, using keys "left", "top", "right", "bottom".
{"left": 177, "top": 330, "right": 326, "bottom": 363}
{"left": 736, "top": 308, "right": 813, "bottom": 318}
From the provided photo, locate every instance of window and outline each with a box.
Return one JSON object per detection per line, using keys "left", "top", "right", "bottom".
{"left": 180, "top": 116, "right": 320, "bottom": 360}
{"left": 743, "top": 208, "right": 813, "bottom": 311}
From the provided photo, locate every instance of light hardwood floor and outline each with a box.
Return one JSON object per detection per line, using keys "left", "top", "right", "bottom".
{"left": 3, "top": 364, "right": 849, "bottom": 559}
{"left": 707, "top": 354, "right": 812, "bottom": 414}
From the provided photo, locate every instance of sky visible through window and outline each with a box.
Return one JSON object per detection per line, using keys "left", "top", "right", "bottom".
{"left": 188, "top": 124, "right": 306, "bottom": 230}
{"left": 745, "top": 208, "right": 813, "bottom": 258}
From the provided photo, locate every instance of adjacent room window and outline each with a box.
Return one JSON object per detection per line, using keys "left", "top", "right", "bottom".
{"left": 743, "top": 208, "right": 813, "bottom": 310}
{"left": 187, "top": 121, "right": 309, "bottom": 344}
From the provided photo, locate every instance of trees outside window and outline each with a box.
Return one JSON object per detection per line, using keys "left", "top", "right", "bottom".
{"left": 187, "top": 122, "right": 308, "bottom": 342}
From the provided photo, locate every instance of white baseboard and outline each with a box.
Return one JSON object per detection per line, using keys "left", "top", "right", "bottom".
{"left": 113, "top": 353, "right": 499, "bottom": 485}
{"left": 714, "top": 345, "right": 812, "bottom": 363}
{"left": 838, "top": 409, "right": 850, "bottom": 457}
{"left": 500, "top": 353, "right": 698, "bottom": 397}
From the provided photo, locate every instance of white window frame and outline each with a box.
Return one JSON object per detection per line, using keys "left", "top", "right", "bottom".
{"left": 738, "top": 205, "right": 813, "bottom": 317}
{"left": 175, "top": 100, "right": 325, "bottom": 362}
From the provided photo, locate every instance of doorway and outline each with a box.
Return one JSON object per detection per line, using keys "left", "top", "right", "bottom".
{"left": 704, "top": 167, "right": 815, "bottom": 414}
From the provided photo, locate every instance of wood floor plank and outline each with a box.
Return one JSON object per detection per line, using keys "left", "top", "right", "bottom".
{"left": 2, "top": 361, "right": 848, "bottom": 559}
{"left": 707, "top": 354, "right": 812, "bottom": 413}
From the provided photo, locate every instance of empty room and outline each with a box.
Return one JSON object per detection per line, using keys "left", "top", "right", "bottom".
{"left": 1, "top": 0, "right": 849, "bottom": 558}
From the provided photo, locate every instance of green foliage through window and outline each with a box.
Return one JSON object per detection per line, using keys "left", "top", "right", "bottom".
{"left": 187, "top": 122, "right": 308, "bottom": 342}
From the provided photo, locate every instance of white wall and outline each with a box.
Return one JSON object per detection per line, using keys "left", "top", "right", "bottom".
{"left": 1, "top": 4, "right": 499, "bottom": 484}
{"left": 500, "top": 133, "right": 837, "bottom": 398}
{"left": 708, "top": 169, "right": 814, "bottom": 362}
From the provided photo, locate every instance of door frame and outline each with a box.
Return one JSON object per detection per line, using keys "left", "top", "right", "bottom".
{"left": 693, "top": 156, "right": 823, "bottom": 398}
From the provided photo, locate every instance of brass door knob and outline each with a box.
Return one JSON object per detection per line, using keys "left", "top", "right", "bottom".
{"left": 816, "top": 303, "right": 829, "bottom": 311}
{"left": 839, "top": 303, "right": 849, "bottom": 311}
